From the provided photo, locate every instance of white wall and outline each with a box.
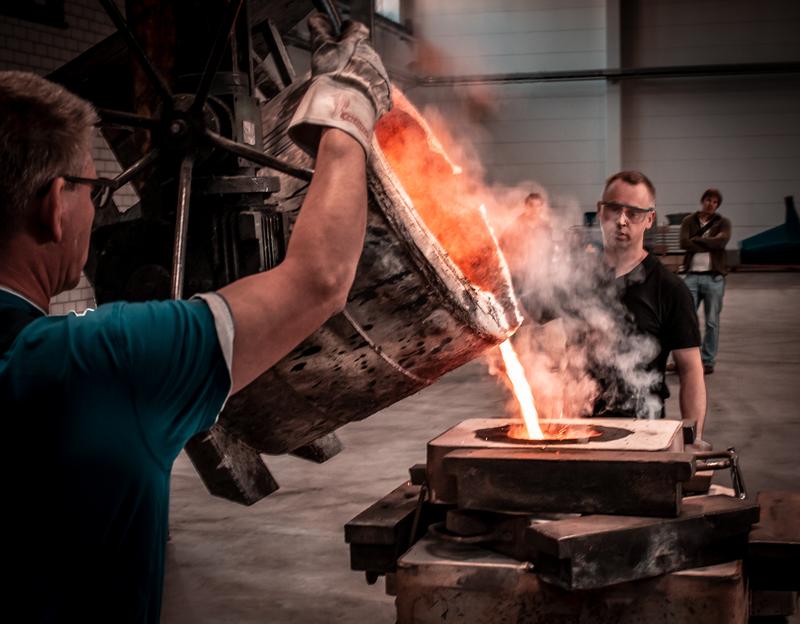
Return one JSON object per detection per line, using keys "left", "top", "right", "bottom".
{"left": 621, "top": 0, "right": 800, "bottom": 244}
{"left": 416, "top": 0, "right": 606, "bottom": 74}
{"left": 621, "top": 0, "right": 800, "bottom": 67}
{"left": 622, "top": 75, "right": 800, "bottom": 244}
{"left": 408, "top": 0, "right": 608, "bottom": 213}
{"left": 406, "top": 0, "right": 800, "bottom": 245}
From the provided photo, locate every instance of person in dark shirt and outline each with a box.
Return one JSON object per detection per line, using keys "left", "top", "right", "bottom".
{"left": 594, "top": 171, "right": 707, "bottom": 441}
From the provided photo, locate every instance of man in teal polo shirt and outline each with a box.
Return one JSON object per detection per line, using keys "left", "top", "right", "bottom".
{"left": 0, "top": 14, "right": 390, "bottom": 622}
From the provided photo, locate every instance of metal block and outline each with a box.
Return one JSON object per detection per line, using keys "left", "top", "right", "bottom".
{"left": 443, "top": 447, "right": 694, "bottom": 517}
{"left": 524, "top": 495, "right": 759, "bottom": 590}
{"left": 427, "top": 418, "right": 684, "bottom": 504}
{"left": 748, "top": 490, "right": 800, "bottom": 590}
{"left": 345, "top": 481, "right": 449, "bottom": 576}
{"left": 184, "top": 425, "right": 278, "bottom": 506}
{"left": 683, "top": 470, "right": 713, "bottom": 494}
{"left": 395, "top": 537, "right": 748, "bottom": 624}
{"left": 346, "top": 482, "right": 421, "bottom": 548}
{"left": 408, "top": 463, "right": 426, "bottom": 486}
{"left": 290, "top": 432, "right": 343, "bottom": 463}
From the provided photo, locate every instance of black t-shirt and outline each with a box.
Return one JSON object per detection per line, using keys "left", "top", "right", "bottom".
{"left": 594, "top": 254, "right": 700, "bottom": 417}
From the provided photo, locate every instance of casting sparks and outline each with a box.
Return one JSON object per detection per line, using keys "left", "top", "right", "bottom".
{"left": 498, "top": 339, "right": 544, "bottom": 439}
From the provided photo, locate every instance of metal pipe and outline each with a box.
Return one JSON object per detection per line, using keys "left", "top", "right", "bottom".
{"left": 416, "top": 61, "right": 800, "bottom": 87}
{"left": 114, "top": 148, "right": 160, "bottom": 189}
{"left": 205, "top": 128, "right": 314, "bottom": 181}
{"left": 97, "top": 108, "right": 160, "bottom": 130}
{"left": 260, "top": 19, "right": 296, "bottom": 88}
{"left": 171, "top": 153, "right": 195, "bottom": 300}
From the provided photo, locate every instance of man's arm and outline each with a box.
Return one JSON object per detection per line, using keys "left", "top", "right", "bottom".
{"left": 687, "top": 218, "right": 731, "bottom": 251}
{"left": 216, "top": 15, "right": 390, "bottom": 395}
{"left": 673, "top": 346, "right": 707, "bottom": 440}
{"left": 679, "top": 217, "right": 705, "bottom": 253}
{"left": 219, "top": 129, "right": 366, "bottom": 394}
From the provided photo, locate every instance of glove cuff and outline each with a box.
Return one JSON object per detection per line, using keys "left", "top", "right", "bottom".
{"left": 288, "top": 75, "right": 376, "bottom": 157}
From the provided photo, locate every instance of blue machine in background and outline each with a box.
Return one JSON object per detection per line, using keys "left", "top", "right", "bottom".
{"left": 740, "top": 196, "right": 800, "bottom": 265}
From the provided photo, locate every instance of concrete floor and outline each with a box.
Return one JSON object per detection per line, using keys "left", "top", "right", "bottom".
{"left": 163, "top": 272, "right": 800, "bottom": 623}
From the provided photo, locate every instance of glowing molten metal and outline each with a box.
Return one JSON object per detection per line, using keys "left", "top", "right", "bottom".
{"left": 375, "top": 90, "right": 511, "bottom": 297}
{"left": 498, "top": 340, "right": 545, "bottom": 439}
{"left": 377, "top": 88, "right": 583, "bottom": 441}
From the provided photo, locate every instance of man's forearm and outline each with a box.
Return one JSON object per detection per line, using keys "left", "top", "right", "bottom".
{"left": 673, "top": 347, "right": 707, "bottom": 440}
{"left": 284, "top": 128, "right": 367, "bottom": 292}
{"left": 688, "top": 233, "right": 730, "bottom": 251}
{"left": 220, "top": 128, "right": 367, "bottom": 394}
{"left": 678, "top": 369, "right": 707, "bottom": 440}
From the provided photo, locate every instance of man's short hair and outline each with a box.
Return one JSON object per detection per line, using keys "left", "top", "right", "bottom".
{"left": 701, "top": 188, "right": 723, "bottom": 206}
{"left": 0, "top": 71, "right": 97, "bottom": 240}
{"left": 524, "top": 192, "right": 544, "bottom": 205}
{"left": 602, "top": 170, "right": 656, "bottom": 204}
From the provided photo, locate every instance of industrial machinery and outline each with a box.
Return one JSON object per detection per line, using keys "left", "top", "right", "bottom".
{"left": 46, "top": 3, "right": 798, "bottom": 621}
{"left": 50, "top": 0, "right": 520, "bottom": 505}
{"left": 346, "top": 418, "right": 799, "bottom": 623}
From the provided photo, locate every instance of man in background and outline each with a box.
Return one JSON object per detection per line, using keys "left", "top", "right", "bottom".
{"left": 680, "top": 188, "right": 732, "bottom": 374}
{"left": 500, "top": 191, "right": 553, "bottom": 321}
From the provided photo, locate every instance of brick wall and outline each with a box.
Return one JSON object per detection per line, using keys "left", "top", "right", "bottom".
{"left": 1, "top": 0, "right": 137, "bottom": 314}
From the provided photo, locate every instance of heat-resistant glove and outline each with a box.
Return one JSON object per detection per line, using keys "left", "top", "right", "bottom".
{"left": 288, "top": 14, "right": 392, "bottom": 156}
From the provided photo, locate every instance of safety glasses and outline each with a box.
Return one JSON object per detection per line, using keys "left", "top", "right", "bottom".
{"left": 597, "top": 201, "right": 654, "bottom": 224}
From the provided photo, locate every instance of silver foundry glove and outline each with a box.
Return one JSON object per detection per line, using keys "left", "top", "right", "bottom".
{"left": 288, "top": 14, "right": 392, "bottom": 156}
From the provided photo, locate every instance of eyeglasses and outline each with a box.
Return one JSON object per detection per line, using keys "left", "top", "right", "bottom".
{"left": 597, "top": 201, "right": 654, "bottom": 224}
{"left": 62, "top": 175, "right": 118, "bottom": 210}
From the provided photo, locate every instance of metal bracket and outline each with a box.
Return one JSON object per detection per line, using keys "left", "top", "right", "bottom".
{"left": 694, "top": 447, "right": 748, "bottom": 499}
{"left": 197, "top": 175, "right": 280, "bottom": 195}
{"left": 258, "top": 18, "right": 296, "bottom": 89}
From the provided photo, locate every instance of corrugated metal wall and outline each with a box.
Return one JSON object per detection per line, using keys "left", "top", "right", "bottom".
{"left": 619, "top": 0, "right": 800, "bottom": 244}
{"left": 406, "top": 0, "right": 800, "bottom": 245}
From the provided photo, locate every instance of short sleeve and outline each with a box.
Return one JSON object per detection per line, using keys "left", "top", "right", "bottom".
{"left": 112, "top": 299, "right": 232, "bottom": 463}
{"left": 663, "top": 277, "right": 701, "bottom": 351}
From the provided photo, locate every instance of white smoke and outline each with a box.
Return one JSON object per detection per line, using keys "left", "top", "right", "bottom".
{"left": 414, "top": 97, "right": 663, "bottom": 420}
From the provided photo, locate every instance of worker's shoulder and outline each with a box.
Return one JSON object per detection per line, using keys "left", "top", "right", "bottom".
{"left": 12, "top": 298, "right": 214, "bottom": 361}
{"left": 646, "top": 255, "right": 689, "bottom": 293}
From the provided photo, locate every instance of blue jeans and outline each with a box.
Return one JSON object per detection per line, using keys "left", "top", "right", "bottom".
{"left": 683, "top": 273, "right": 725, "bottom": 366}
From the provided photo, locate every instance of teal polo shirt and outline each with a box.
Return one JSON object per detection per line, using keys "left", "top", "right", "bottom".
{"left": 1, "top": 289, "right": 231, "bottom": 622}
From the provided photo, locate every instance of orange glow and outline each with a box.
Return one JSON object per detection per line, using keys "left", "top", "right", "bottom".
{"left": 506, "top": 421, "right": 602, "bottom": 442}
{"left": 375, "top": 89, "right": 508, "bottom": 296}
{"left": 375, "top": 88, "right": 568, "bottom": 438}
{"left": 498, "top": 340, "right": 544, "bottom": 440}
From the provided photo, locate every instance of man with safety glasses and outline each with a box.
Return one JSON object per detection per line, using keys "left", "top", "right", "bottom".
{"left": 595, "top": 171, "right": 707, "bottom": 443}
{"left": 0, "top": 13, "right": 390, "bottom": 622}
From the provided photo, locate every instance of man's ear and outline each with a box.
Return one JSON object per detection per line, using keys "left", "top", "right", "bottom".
{"left": 38, "top": 177, "right": 65, "bottom": 243}
{"left": 645, "top": 210, "right": 656, "bottom": 230}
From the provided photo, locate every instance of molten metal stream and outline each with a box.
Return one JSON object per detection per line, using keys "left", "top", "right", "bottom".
{"left": 498, "top": 340, "right": 544, "bottom": 439}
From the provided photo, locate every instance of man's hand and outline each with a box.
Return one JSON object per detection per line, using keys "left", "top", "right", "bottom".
{"left": 673, "top": 346, "right": 707, "bottom": 439}
{"left": 289, "top": 14, "right": 392, "bottom": 156}
{"left": 686, "top": 439, "right": 713, "bottom": 453}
